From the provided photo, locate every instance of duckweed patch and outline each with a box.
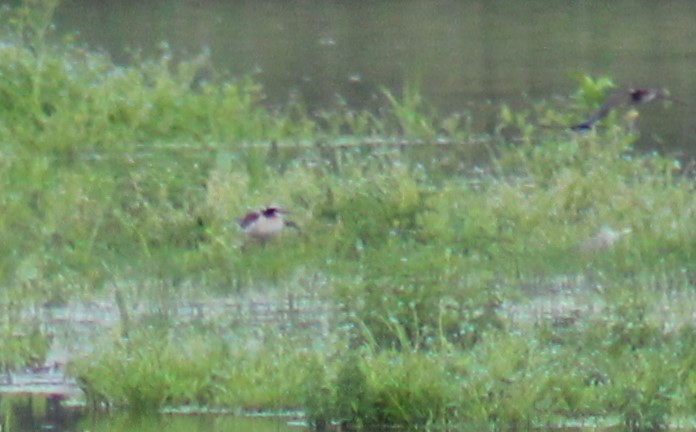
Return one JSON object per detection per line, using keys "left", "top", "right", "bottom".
{"left": 2, "top": 2, "right": 696, "bottom": 430}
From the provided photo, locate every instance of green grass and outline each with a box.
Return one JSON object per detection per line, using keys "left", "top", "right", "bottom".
{"left": 1, "top": 1, "right": 695, "bottom": 430}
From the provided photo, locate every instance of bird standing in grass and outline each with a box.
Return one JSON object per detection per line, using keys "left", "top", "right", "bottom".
{"left": 238, "top": 206, "right": 299, "bottom": 243}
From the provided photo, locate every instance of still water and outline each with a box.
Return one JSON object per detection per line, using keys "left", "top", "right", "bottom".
{"left": 0, "top": 394, "right": 302, "bottom": 432}
{"left": 53, "top": 0, "right": 696, "bottom": 157}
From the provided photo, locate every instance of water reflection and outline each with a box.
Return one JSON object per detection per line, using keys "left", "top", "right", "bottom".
{"left": 0, "top": 394, "right": 302, "bottom": 432}
{"left": 81, "top": 413, "right": 302, "bottom": 432}
{"left": 0, "top": 394, "right": 80, "bottom": 432}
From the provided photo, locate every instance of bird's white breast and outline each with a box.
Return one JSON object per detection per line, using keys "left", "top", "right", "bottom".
{"left": 245, "top": 215, "right": 285, "bottom": 240}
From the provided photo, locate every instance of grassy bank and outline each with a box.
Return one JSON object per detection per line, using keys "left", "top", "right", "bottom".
{"left": 1, "top": 2, "right": 695, "bottom": 430}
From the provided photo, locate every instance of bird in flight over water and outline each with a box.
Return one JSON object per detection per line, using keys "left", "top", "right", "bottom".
{"left": 570, "top": 87, "right": 678, "bottom": 131}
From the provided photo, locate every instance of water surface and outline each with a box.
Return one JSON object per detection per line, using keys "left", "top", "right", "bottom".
{"left": 0, "top": 394, "right": 302, "bottom": 432}
{"left": 53, "top": 0, "right": 696, "bottom": 156}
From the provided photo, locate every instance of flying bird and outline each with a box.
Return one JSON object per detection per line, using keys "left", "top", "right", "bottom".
{"left": 570, "top": 87, "right": 676, "bottom": 131}
{"left": 238, "top": 206, "right": 299, "bottom": 243}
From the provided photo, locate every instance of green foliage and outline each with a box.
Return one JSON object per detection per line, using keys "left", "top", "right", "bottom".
{"left": 335, "top": 243, "right": 503, "bottom": 351}
{"left": 572, "top": 73, "right": 616, "bottom": 110}
{"left": 333, "top": 354, "right": 375, "bottom": 428}
{"left": 1, "top": 4, "right": 695, "bottom": 428}
{"left": 71, "top": 329, "right": 224, "bottom": 412}
{"left": 70, "top": 325, "right": 322, "bottom": 413}
{"left": 301, "top": 356, "right": 333, "bottom": 431}
{"left": 311, "top": 352, "right": 450, "bottom": 429}
{"left": 0, "top": 322, "right": 51, "bottom": 372}
{"left": 382, "top": 81, "right": 437, "bottom": 140}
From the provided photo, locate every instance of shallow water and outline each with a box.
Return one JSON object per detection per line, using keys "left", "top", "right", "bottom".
{"left": 53, "top": 0, "right": 696, "bottom": 157}
{"left": 4, "top": 280, "right": 695, "bottom": 431}
{"left": 0, "top": 394, "right": 304, "bottom": 432}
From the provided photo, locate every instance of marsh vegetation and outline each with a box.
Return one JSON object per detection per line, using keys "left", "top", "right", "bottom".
{"left": 1, "top": 2, "right": 695, "bottom": 431}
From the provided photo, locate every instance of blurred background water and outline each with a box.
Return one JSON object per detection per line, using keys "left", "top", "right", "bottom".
{"left": 51, "top": 0, "right": 696, "bottom": 157}
{"left": 0, "top": 394, "right": 300, "bottom": 432}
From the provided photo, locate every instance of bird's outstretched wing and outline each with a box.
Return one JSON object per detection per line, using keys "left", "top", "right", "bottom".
{"left": 570, "top": 87, "right": 678, "bottom": 131}
{"left": 571, "top": 87, "right": 637, "bottom": 131}
{"left": 238, "top": 211, "right": 260, "bottom": 228}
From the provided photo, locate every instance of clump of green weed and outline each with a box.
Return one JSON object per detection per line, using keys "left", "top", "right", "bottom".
{"left": 0, "top": 322, "right": 52, "bottom": 373}
{"left": 70, "top": 323, "right": 325, "bottom": 414}
{"left": 301, "top": 356, "right": 333, "bottom": 431}
{"left": 70, "top": 328, "right": 227, "bottom": 413}
{"left": 308, "top": 351, "right": 452, "bottom": 429}
{"left": 335, "top": 244, "right": 503, "bottom": 351}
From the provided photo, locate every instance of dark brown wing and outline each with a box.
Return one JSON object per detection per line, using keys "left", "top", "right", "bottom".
{"left": 239, "top": 211, "right": 260, "bottom": 228}
{"left": 570, "top": 86, "right": 681, "bottom": 131}
{"left": 570, "top": 88, "right": 630, "bottom": 131}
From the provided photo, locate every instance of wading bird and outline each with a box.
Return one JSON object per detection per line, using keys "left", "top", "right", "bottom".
{"left": 570, "top": 87, "right": 676, "bottom": 131}
{"left": 238, "top": 206, "right": 299, "bottom": 243}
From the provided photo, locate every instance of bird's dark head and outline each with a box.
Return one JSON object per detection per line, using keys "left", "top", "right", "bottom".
{"left": 261, "top": 207, "right": 287, "bottom": 217}
{"left": 629, "top": 88, "right": 656, "bottom": 103}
